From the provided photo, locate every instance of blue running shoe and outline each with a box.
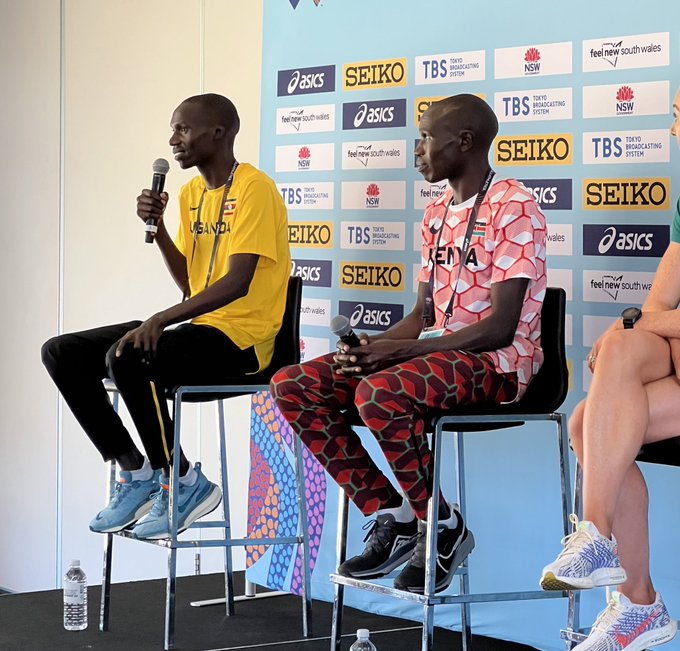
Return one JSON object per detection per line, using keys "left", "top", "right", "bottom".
{"left": 132, "top": 462, "right": 221, "bottom": 540}
{"left": 89, "top": 469, "right": 161, "bottom": 533}
{"left": 540, "top": 515, "right": 627, "bottom": 591}
{"left": 572, "top": 591, "right": 676, "bottom": 651}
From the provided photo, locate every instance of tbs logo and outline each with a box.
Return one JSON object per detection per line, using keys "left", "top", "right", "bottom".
{"left": 524, "top": 47, "right": 541, "bottom": 75}
{"left": 277, "top": 65, "right": 335, "bottom": 97}
{"left": 502, "top": 96, "right": 530, "bottom": 117}
{"left": 366, "top": 183, "right": 380, "bottom": 208}
{"left": 298, "top": 147, "right": 311, "bottom": 170}
{"left": 591, "top": 136, "right": 622, "bottom": 159}
{"left": 342, "top": 99, "right": 407, "bottom": 130}
{"left": 616, "top": 86, "right": 635, "bottom": 115}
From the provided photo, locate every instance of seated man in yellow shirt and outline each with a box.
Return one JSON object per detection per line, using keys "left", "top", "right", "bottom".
{"left": 42, "top": 93, "right": 291, "bottom": 540}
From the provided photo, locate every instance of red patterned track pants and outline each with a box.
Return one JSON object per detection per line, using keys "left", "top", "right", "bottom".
{"left": 270, "top": 350, "right": 518, "bottom": 520}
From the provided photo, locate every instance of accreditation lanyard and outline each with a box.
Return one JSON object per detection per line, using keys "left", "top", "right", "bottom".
{"left": 424, "top": 168, "right": 495, "bottom": 329}
{"left": 186, "top": 160, "right": 239, "bottom": 298}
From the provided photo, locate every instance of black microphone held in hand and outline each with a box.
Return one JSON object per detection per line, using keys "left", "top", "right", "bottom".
{"left": 330, "top": 315, "right": 361, "bottom": 348}
{"left": 145, "top": 158, "right": 170, "bottom": 243}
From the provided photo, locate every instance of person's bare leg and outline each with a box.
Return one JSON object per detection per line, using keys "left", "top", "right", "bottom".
{"left": 571, "top": 372, "right": 680, "bottom": 605}
{"left": 581, "top": 330, "right": 671, "bottom": 538}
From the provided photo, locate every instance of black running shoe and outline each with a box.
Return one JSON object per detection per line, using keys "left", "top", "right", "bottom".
{"left": 393, "top": 512, "right": 475, "bottom": 594}
{"left": 338, "top": 514, "right": 418, "bottom": 579}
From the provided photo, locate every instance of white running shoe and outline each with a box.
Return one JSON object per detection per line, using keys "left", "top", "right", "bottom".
{"left": 540, "top": 515, "right": 627, "bottom": 591}
{"left": 572, "top": 591, "right": 676, "bottom": 651}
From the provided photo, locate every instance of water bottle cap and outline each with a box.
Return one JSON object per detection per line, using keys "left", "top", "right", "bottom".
{"left": 70, "top": 559, "right": 80, "bottom": 566}
{"left": 357, "top": 628, "right": 370, "bottom": 639}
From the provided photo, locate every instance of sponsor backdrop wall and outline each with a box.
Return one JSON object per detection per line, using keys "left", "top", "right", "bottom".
{"left": 246, "top": 2, "right": 680, "bottom": 649}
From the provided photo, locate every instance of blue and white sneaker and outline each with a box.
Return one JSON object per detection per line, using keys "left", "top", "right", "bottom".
{"left": 132, "top": 462, "right": 221, "bottom": 540}
{"left": 89, "top": 469, "right": 161, "bottom": 533}
{"left": 540, "top": 515, "right": 627, "bottom": 591}
{"left": 573, "top": 591, "right": 676, "bottom": 651}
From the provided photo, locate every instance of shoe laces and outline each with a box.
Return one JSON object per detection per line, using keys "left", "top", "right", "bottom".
{"left": 108, "top": 479, "right": 133, "bottom": 508}
{"left": 591, "top": 597, "right": 625, "bottom": 634}
{"left": 361, "top": 517, "right": 395, "bottom": 553}
{"left": 556, "top": 514, "right": 599, "bottom": 560}
{"left": 147, "top": 486, "right": 168, "bottom": 517}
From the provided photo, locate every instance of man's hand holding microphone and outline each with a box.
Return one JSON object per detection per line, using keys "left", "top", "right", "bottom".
{"left": 331, "top": 315, "right": 369, "bottom": 376}
{"left": 136, "top": 158, "right": 170, "bottom": 244}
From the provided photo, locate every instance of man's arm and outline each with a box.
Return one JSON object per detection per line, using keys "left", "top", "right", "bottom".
{"left": 115, "top": 253, "right": 258, "bottom": 355}
{"left": 136, "top": 189, "right": 189, "bottom": 294}
{"left": 337, "top": 277, "right": 529, "bottom": 375}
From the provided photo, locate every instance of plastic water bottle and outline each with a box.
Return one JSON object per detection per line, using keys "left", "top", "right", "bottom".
{"left": 63, "top": 559, "right": 88, "bottom": 630}
{"left": 349, "top": 628, "right": 377, "bottom": 650}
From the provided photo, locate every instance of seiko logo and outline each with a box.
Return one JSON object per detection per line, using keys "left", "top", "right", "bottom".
{"left": 340, "top": 263, "right": 404, "bottom": 291}
{"left": 583, "top": 178, "right": 669, "bottom": 210}
{"left": 288, "top": 222, "right": 333, "bottom": 247}
{"left": 343, "top": 59, "right": 407, "bottom": 90}
{"left": 495, "top": 135, "right": 572, "bottom": 165}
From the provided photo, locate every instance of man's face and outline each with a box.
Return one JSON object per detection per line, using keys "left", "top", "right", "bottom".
{"left": 169, "top": 102, "right": 218, "bottom": 169}
{"left": 414, "top": 106, "right": 463, "bottom": 184}
{"left": 671, "top": 88, "right": 680, "bottom": 149}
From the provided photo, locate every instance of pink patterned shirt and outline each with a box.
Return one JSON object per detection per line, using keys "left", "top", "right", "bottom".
{"left": 417, "top": 177, "right": 547, "bottom": 401}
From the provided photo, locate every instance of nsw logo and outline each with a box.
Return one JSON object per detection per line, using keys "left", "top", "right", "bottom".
{"left": 366, "top": 183, "right": 380, "bottom": 208}
{"left": 524, "top": 47, "right": 541, "bottom": 75}
{"left": 583, "top": 224, "right": 668, "bottom": 257}
{"left": 338, "top": 300, "right": 404, "bottom": 332}
{"left": 616, "top": 85, "right": 635, "bottom": 115}
{"left": 277, "top": 65, "right": 335, "bottom": 96}
{"left": 342, "top": 99, "right": 407, "bottom": 130}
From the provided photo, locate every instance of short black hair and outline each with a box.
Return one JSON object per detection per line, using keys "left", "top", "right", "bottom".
{"left": 182, "top": 93, "right": 240, "bottom": 136}
{"left": 433, "top": 94, "right": 498, "bottom": 152}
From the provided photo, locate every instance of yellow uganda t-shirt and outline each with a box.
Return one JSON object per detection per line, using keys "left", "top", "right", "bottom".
{"left": 174, "top": 163, "right": 291, "bottom": 372}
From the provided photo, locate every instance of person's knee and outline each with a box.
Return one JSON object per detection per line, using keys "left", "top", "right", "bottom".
{"left": 105, "top": 341, "right": 137, "bottom": 380}
{"left": 41, "top": 334, "right": 75, "bottom": 375}
{"left": 269, "top": 364, "right": 305, "bottom": 404}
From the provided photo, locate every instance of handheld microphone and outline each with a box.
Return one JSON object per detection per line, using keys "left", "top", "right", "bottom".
{"left": 330, "top": 315, "right": 361, "bottom": 348}
{"left": 145, "top": 158, "right": 170, "bottom": 243}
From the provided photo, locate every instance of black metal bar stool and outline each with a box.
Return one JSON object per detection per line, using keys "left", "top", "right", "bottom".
{"left": 330, "top": 287, "right": 573, "bottom": 651}
{"left": 99, "top": 276, "right": 312, "bottom": 650}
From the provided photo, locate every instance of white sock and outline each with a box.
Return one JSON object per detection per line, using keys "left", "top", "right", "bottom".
{"left": 179, "top": 463, "right": 198, "bottom": 486}
{"left": 438, "top": 503, "right": 460, "bottom": 529}
{"left": 128, "top": 458, "right": 153, "bottom": 482}
{"left": 377, "top": 496, "right": 415, "bottom": 523}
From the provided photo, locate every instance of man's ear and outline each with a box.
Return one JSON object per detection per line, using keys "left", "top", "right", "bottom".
{"left": 459, "top": 129, "right": 474, "bottom": 152}
{"left": 213, "top": 125, "right": 225, "bottom": 140}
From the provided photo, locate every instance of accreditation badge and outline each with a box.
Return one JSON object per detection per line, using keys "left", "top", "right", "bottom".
{"left": 418, "top": 328, "right": 445, "bottom": 340}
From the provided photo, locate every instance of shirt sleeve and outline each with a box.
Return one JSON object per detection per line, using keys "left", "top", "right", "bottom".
{"left": 174, "top": 186, "right": 190, "bottom": 257}
{"left": 490, "top": 195, "right": 546, "bottom": 284}
{"left": 671, "top": 197, "right": 680, "bottom": 244}
{"left": 228, "top": 177, "right": 281, "bottom": 263}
